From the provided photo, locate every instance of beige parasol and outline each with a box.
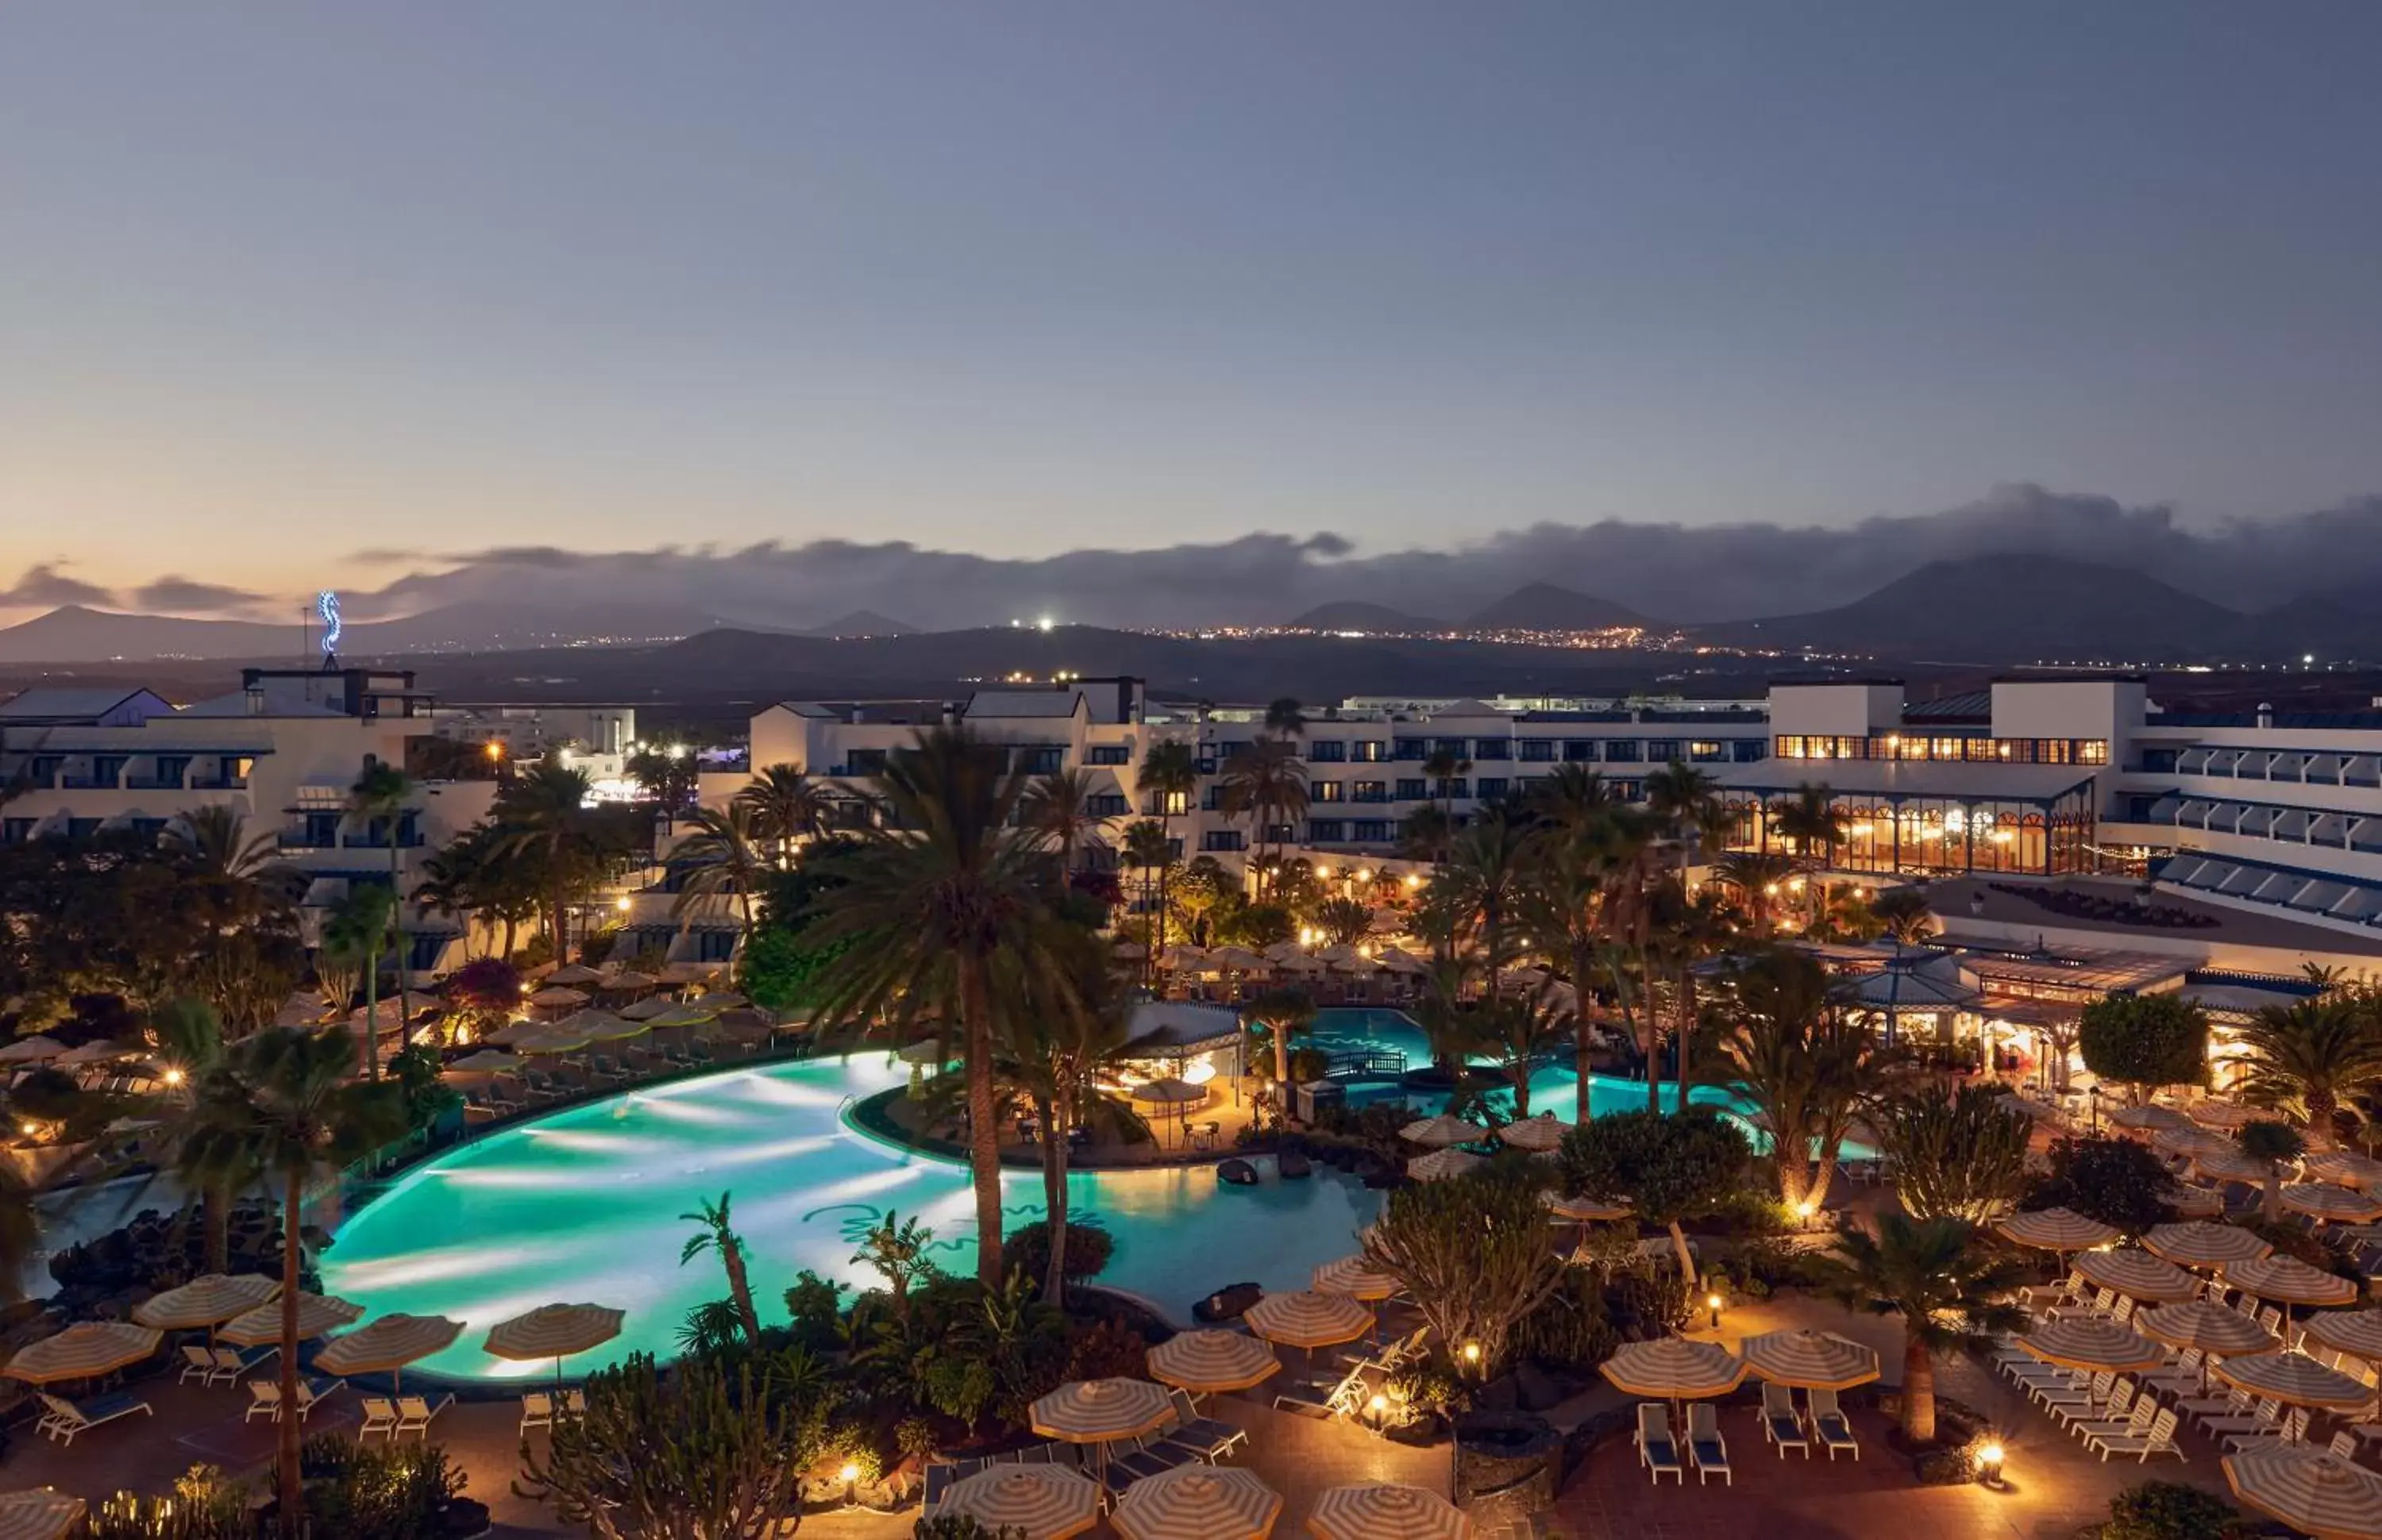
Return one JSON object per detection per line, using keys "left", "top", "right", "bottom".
{"left": 1997, "top": 1207, "right": 2120, "bottom": 1253}
{"left": 2196, "top": 1149, "right": 2279, "bottom": 1184}
{"left": 1598, "top": 1338, "right": 1747, "bottom": 1399}
{"left": 2135, "top": 1300, "right": 2279, "bottom": 1359}
{"left": 2223, "top": 1443, "right": 2382, "bottom": 1540}
{"left": 644, "top": 1005, "right": 719, "bottom": 1030}
{"left": 2185, "top": 1099, "right": 2258, "bottom": 1129}
{"left": 1244, "top": 1292, "right": 1373, "bottom": 1351}
{"left": 446, "top": 1049, "right": 524, "bottom": 1076}
{"left": 312, "top": 1313, "right": 465, "bottom": 1392}
{"left": 0, "top": 1489, "right": 86, "bottom": 1540}
{"left": 1497, "top": 1113, "right": 1567, "bottom": 1153}
{"left": 1406, "top": 1149, "right": 1485, "bottom": 1183}
{"left": 1311, "top": 1255, "right": 1400, "bottom": 1302}
{"left": 2107, "top": 1103, "right": 2187, "bottom": 1130}
{"left": 2074, "top": 1247, "right": 2199, "bottom": 1302}
{"left": 3, "top": 1322, "right": 161, "bottom": 1384}
{"left": 2226, "top": 1256, "right": 2361, "bottom": 1308}
{"left": 526, "top": 986, "right": 588, "bottom": 1010}
{"left": 619, "top": 995, "right": 678, "bottom": 1022}
{"left": 2304, "top": 1311, "right": 2382, "bottom": 1365}
{"left": 1544, "top": 1192, "right": 1632, "bottom": 1222}
{"left": 2166, "top": 1184, "right": 2228, "bottom": 1218}
{"left": 1400, "top": 1115, "right": 1483, "bottom": 1149}
{"left": 543, "top": 964, "right": 606, "bottom": 987}
{"left": 1146, "top": 1331, "right": 1282, "bottom": 1396}
{"left": 2153, "top": 1126, "right": 2235, "bottom": 1158}
{"left": 2307, "top": 1152, "right": 2382, "bottom": 1189}
{"left": 484, "top": 1302, "right": 626, "bottom": 1379}
{"left": 0, "top": 1038, "right": 64, "bottom": 1065}
{"left": 2142, "top": 1220, "right": 2272, "bottom": 1269}
{"left": 2016, "top": 1319, "right": 2168, "bottom": 1374}
{"left": 603, "top": 968, "right": 660, "bottom": 991}
{"left": 133, "top": 1272, "right": 279, "bottom": 1334}
{"left": 219, "top": 1292, "right": 364, "bottom": 1348}
{"left": 939, "top": 1466, "right": 1101, "bottom": 1540}
{"left": 2213, "top": 1349, "right": 2376, "bottom": 1411}
{"left": 1305, "top": 1484, "right": 1474, "bottom": 1540}
{"left": 2284, "top": 1184, "right": 2382, "bottom": 1223}
{"left": 1737, "top": 1329, "right": 1880, "bottom": 1391}
{"left": 1114, "top": 1464, "right": 1282, "bottom": 1540}
{"left": 1031, "top": 1377, "right": 1176, "bottom": 1444}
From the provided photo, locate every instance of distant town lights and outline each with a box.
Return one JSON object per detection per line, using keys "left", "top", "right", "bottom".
{"left": 1037, "top": 615, "right": 1057, "bottom": 633}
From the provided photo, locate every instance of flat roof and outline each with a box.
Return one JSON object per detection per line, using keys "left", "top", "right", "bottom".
{"left": 1710, "top": 759, "right": 2096, "bottom": 801}
{"left": 1951, "top": 946, "right": 2192, "bottom": 994}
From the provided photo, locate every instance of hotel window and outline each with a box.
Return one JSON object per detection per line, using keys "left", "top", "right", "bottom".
{"left": 1216, "top": 739, "right": 1253, "bottom": 760}
{"left": 1088, "top": 744, "right": 1131, "bottom": 765}
{"left": 1393, "top": 737, "right": 1428, "bottom": 761}
{"left": 1611, "top": 779, "right": 1641, "bottom": 800}
{"left": 1563, "top": 740, "right": 1600, "bottom": 762}
{"left": 1087, "top": 794, "right": 1128, "bottom": 817}
{"left": 1147, "top": 790, "right": 1188, "bottom": 816}
{"left": 1689, "top": 740, "right": 1725, "bottom": 762}
{"left": 1433, "top": 737, "right": 1468, "bottom": 759}
{"left": 1395, "top": 778, "right": 1428, "bottom": 800}
{"left": 1733, "top": 738, "right": 1766, "bottom": 762}
{"left": 1478, "top": 777, "right": 1510, "bottom": 800}
{"left": 1, "top": 819, "right": 33, "bottom": 845}
{"left": 1308, "top": 739, "right": 1347, "bottom": 762}
{"left": 1519, "top": 739, "right": 1556, "bottom": 762}
{"left": 1645, "top": 739, "right": 1682, "bottom": 764}
{"left": 1352, "top": 740, "right": 1386, "bottom": 762}
{"left": 1442, "top": 779, "right": 1471, "bottom": 799}
{"left": 1262, "top": 822, "right": 1296, "bottom": 845}
{"left": 845, "top": 748, "right": 888, "bottom": 776}
{"left": 1312, "top": 780, "right": 1344, "bottom": 803}
{"left": 1472, "top": 739, "right": 1512, "bottom": 760}
{"left": 1351, "top": 780, "right": 1388, "bottom": 803}
{"left": 1605, "top": 740, "right": 1643, "bottom": 762}
{"left": 1308, "top": 819, "right": 1347, "bottom": 843}
{"left": 1351, "top": 819, "right": 1393, "bottom": 843}
{"left": 1201, "top": 830, "right": 1246, "bottom": 852}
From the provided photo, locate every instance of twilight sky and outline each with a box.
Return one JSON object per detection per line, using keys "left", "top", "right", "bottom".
{"left": 3, "top": 2, "right": 2380, "bottom": 619}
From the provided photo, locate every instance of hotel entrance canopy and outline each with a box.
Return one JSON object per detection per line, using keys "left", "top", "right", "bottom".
{"left": 1713, "top": 759, "right": 2099, "bottom": 879}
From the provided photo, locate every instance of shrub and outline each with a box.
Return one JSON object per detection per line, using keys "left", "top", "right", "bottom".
{"left": 2101, "top": 1480, "right": 2245, "bottom": 1540}
{"left": 94, "top": 1465, "right": 250, "bottom": 1539}
{"left": 1062, "top": 1317, "right": 1150, "bottom": 1383}
{"left": 914, "top": 1518, "right": 1027, "bottom": 1539}
{"left": 784, "top": 1269, "right": 846, "bottom": 1351}
{"left": 2022, "top": 1136, "right": 2175, "bottom": 1234}
{"left": 2079, "top": 995, "right": 2210, "bottom": 1098}
{"left": 1002, "top": 1220, "right": 1114, "bottom": 1287}
{"left": 1513, "top": 1266, "right": 1621, "bottom": 1373}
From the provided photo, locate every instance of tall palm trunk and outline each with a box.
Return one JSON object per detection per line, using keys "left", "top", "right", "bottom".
{"left": 549, "top": 878, "right": 569, "bottom": 968}
{"left": 960, "top": 959, "right": 1004, "bottom": 1289}
{"left": 1155, "top": 815, "right": 1173, "bottom": 980}
{"left": 361, "top": 938, "right": 382, "bottom": 1081}
{"left": 1509, "top": 1054, "right": 1532, "bottom": 1118}
{"left": 1571, "top": 939, "right": 1596, "bottom": 1125}
{"left": 1666, "top": 1219, "right": 1695, "bottom": 1281}
{"left": 1038, "top": 1091, "right": 1070, "bottom": 1305}
{"left": 276, "top": 1168, "right": 305, "bottom": 1537}
{"left": 723, "top": 1238, "right": 760, "bottom": 1342}
{"left": 1673, "top": 964, "right": 1698, "bottom": 1115}
{"left": 388, "top": 837, "right": 410, "bottom": 1045}
{"left": 1902, "top": 1333, "right": 1937, "bottom": 1442}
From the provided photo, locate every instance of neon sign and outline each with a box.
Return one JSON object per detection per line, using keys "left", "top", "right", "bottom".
{"left": 317, "top": 591, "right": 342, "bottom": 659}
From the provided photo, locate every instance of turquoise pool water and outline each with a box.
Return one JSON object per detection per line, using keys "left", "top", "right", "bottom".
{"left": 1308, "top": 1007, "right": 1744, "bottom": 1123}
{"left": 322, "top": 1054, "right": 1381, "bottom": 1384}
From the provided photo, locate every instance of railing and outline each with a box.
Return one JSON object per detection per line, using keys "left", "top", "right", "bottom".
{"left": 1324, "top": 1047, "right": 1406, "bottom": 1080}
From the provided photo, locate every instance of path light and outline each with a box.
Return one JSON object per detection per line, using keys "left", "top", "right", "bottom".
{"left": 838, "top": 1462, "right": 861, "bottom": 1509}
{"left": 615, "top": 895, "right": 632, "bottom": 912}
{"left": 1707, "top": 1292, "right": 1725, "bottom": 1330}
{"left": 1367, "top": 1392, "right": 1390, "bottom": 1435}
{"left": 1976, "top": 1441, "right": 2006, "bottom": 1488}
{"left": 1794, "top": 1199, "right": 1817, "bottom": 1226}
{"left": 162, "top": 1066, "right": 184, "bottom": 1088}
{"left": 1462, "top": 1342, "right": 1482, "bottom": 1370}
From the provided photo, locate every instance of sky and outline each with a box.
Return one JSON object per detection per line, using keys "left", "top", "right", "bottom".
{"left": 3, "top": 2, "right": 2380, "bottom": 622}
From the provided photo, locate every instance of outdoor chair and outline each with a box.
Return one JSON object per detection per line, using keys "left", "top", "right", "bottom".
{"left": 2072, "top": 1395, "right": 2157, "bottom": 1448}
{"left": 2223, "top": 1407, "right": 2307, "bottom": 1452}
{"left": 2053, "top": 1377, "right": 2133, "bottom": 1433}
{"left": 1761, "top": 1382, "right": 1809, "bottom": 1457}
{"left": 292, "top": 1377, "right": 343, "bottom": 1420}
{"left": 394, "top": 1393, "right": 454, "bottom": 1440}
{"left": 1686, "top": 1403, "right": 1731, "bottom": 1485}
{"left": 2145, "top": 1349, "right": 2205, "bottom": 1400}
{"left": 1636, "top": 1403, "right": 1684, "bottom": 1484}
{"left": 1164, "top": 1388, "right": 1247, "bottom": 1459}
{"left": 563, "top": 1388, "right": 587, "bottom": 1419}
{"left": 1271, "top": 1363, "right": 1366, "bottom": 1419}
{"left": 358, "top": 1397, "right": 400, "bottom": 1439}
{"left": 2257, "top": 1306, "right": 2284, "bottom": 1336}
{"left": 2332, "top": 1432, "right": 2361, "bottom": 1461}
{"left": 38, "top": 1391, "right": 152, "bottom": 1445}
{"left": 245, "top": 1382, "right": 283, "bottom": 1423}
{"left": 521, "top": 1392, "right": 553, "bottom": 1433}
{"left": 208, "top": 1345, "right": 275, "bottom": 1385}
{"left": 2094, "top": 1406, "right": 2184, "bottom": 1462}
{"left": 179, "top": 1344, "right": 218, "bottom": 1383}
{"left": 1807, "top": 1388, "right": 1859, "bottom": 1459}
{"left": 2199, "top": 1395, "right": 2284, "bottom": 1440}
{"left": 2179, "top": 1386, "right": 2252, "bottom": 1426}
{"left": 2034, "top": 1369, "right": 2114, "bottom": 1413}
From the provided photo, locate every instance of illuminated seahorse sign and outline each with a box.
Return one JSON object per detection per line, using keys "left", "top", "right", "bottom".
{"left": 317, "top": 591, "right": 342, "bottom": 660}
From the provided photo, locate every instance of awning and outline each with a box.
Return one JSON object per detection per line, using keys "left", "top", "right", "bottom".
{"left": 2288, "top": 880, "right": 2352, "bottom": 914}
{"left": 2234, "top": 805, "right": 2279, "bottom": 837}
{"left": 2333, "top": 890, "right": 2382, "bottom": 921}
{"left": 2269, "top": 808, "right": 2312, "bottom": 840}
{"left": 2310, "top": 813, "right": 2352, "bottom": 844}
{"left": 2143, "top": 795, "right": 2184, "bottom": 823}
{"left": 2176, "top": 799, "right": 2214, "bottom": 827}
{"left": 2216, "top": 864, "right": 2268, "bottom": 895}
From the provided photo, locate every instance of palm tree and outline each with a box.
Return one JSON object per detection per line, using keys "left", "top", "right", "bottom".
{"left": 1517, "top": 828, "right": 1621, "bottom": 1125}
{"left": 2239, "top": 1119, "right": 2308, "bottom": 1222}
{"left": 1818, "top": 1213, "right": 2029, "bottom": 1442}
{"left": 1644, "top": 760, "right": 1724, "bottom": 870}
{"left": 2224, "top": 997, "right": 2382, "bottom": 1136}
{"left": 1020, "top": 768, "right": 1108, "bottom": 875}
{"left": 492, "top": 762, "right": 605, "bottom": 963}
{"left": 1868, "top": 1082, "right": 2033, "bottom": 1225}
{"left": 1216, "top": 739, "right": 1308, "bottom": 888}
{"left": 1262, "top": 698, "right": 1305, "bottom": 738}
{"left": 1421, "top": 746, "right": 1472, "bottom": 834}
{"left": 1492, "top": 980, "right": 1574, "bottom": 1119}
{"left": 1139, "top": 740, "right": 1200, "bottom": 963}
{"left": 679, "top": 1191, "right": 761, "bottom": 1342}
{"left": 322, "top": 884, "right": 396, "bottom": 1079}
{"left": 1438, "top": 809, "right": 1533, "bottom": 1000}
{"left": 1247, "top": 988, "right": 1317, "bottom": 1108}
{"left": 179, "top": 1026, "right": 404, "bottom": 1535}
{"left": 1594, "top": 805, "right": 1672, "bottom": 1111}
{"left": 1771, "top": 783, "right": 1847, "bottom": 920}
{"left": 804, "top": 726, "right": 1065, "bottom": 1288}
{"left": 1658, "top": 886, "right": 1737, "bottom": 1115}
{"left": 149, "top": 996, "right": 237, "bottom": 1270}
{"left": 735, "top": 763, "right": 831, "bottom": 865}
{"left": 1527, "top": 763, "right": 1614, "bottom": 841}
{"left": 1716, "top": 950, "right": 1893, "bottom": 1212}
{"left": 348, "top": 761, "right": 415, "bottom": 1031}
{"left": 853, "top": 1211, "right": 936, "bottom": 1321}
{"left": 1871, "top": 886, "right": 1935, "bottom": 945}
{"left": 1711, "top": 849, "right": 1798, "bottom": 936}
{"left": 670, "top": 803, "right": 768, "bottom": 935}
{"left": 166, "top": 804, "right": 284, "bottom": 883}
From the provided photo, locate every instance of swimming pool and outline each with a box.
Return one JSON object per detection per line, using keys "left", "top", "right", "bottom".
{"left": 321, "top": 1054, "right": 1382, "bottom": 1384}
{"left": 1307, "top": 1007, "right": 1744, "bottom": 1124}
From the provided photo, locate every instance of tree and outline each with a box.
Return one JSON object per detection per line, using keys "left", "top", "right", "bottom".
{"left": 1362, "top": 1164, "right": 1565, "bottom": 1380}
{"left": 625, "top": 742, "right": 701, "bottom": 818}
{"left": 493, "top": 762, "right": 632, "bottom": 963}
{"left": 670, "top": 804, "right": 768, "bottom": 934}
{"left": 179, "top": 1026, "right": 404, "bottom": 1536}
{"left": 148, "top": 995, "right": 237, "bottom": 1271}
{"left": 1216, "top": 739, "right": 1308, "bottom": 887}
{"left": 1871, "top": 887, "right": 1935, "bottom": 945}
{"left": 0, "top": 1166, "right": 39, "bottom": 1310}
{"left": 347, "top": 761, "right": 415, "bottom": 1035}
{"left": 2223, "top": 996, "right": 2382, "bottom": 1135}
{"left": 522, "top": 1351, "right": 830, "bottom": 1540}
{"left": 322, "top": 883, "right": 397, "bottom": 1080}
{"left": 2022, "top": 1136, "right": 2176, "bottom": 1233}
{"left": 1312, "top": 895, "right": 1372, "bottom": 948}
{"left": 2237, "top": 1119, "right": 2307, "bottom": 1222}
{"left": 1420, "top": 746, "right": 1472, "bottom": 842}
{"left": 1139, "top": 740, "right": 1200, "bottom": 964}
{"left": 1436, "top": 810, "right": 1532, "bottom": 1000}
{"left": 1517, "top": 823, "right": 1624, "bottom": 1126}
{"left": 1019, "top": 768, "right": 1106, "bottom": 875}
{"left": 1262, "top": 698, "right": 1305, "bottom": 737}
{"left": 1555, "top": 1107, "right": 1749, "bottom": 1278}
{"left": 804, "top": 727, "right": 1066, "bottom": 1288}
{"left": 1770, "top": 783, "right": 1845, "bottom": 922}
{"left": 1710, "top": 850, "right": 1798, "bottom": 937}
{"left": 1817, "top": 1213, "right": 2028, "bottom": 1442}
{"left": 735, "top": 764, "right": 831, "bottom": 865}
{"left": 1644, "top": 760, "right": 1725, "bottom": 878}
{"left": 680, "top": 1192, "right": 761, "bottom": 1344}
{"left": 415, "top": 822, "right": 541, "bottom": 962}
{"left": 2079, "top": 994, "right": 2210, "bottom": 1102}
{"left": 1867, "top": 1082, "right": 2033, "bottom": 1224}
{"left": 1716, "top": 950, "right": 1893, "bottom": 1213}
{"left": 1246, "top": 988, "right": 1316, "bottom": 1107}
{"left": 1488, "top": 981, "right": 1574, "bottom": 1119}
{"left": 1657, "top": 886, "right": 1736, "bottom": 1115}
{"left": 853, "top": 1210, "right": 938, "bottom": 1320}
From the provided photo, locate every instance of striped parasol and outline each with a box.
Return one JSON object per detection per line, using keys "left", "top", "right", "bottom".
{"left": 2303, "top": 1311, "right": 2382, "bottom": 1365}
{"left": 2223, "top": 1443, "right": 2382, "bottom": 1540}
{"left": 484, "top": 1303, "right": 626, "bottom": 1378}
{"left": 2186, "top": 1099, "right": 2258, "bottom": 1129}
{"left": 3, "top": 1322, "right": 161, "bottom": 1384}
{"left": 1544, "top": 1192, "right": 1632, "bottom": 1222}
{"left": 939, "top": 1466, "right": 1101, "bottom": 1540}
{"left": 2107, "top": 1103, "right": 2187, "bottom": 1130}
{"left": 1406, "top": 1149, "right": 1484, "bottom": 1183}
{"left": 543, "top": 964, "right": 606, "bottom": 987}
{"left": 1311, "top": 1255, "right": 1400, "bottom": 1301}
{"left": 0, "top": 1489, "right": 86, "bottom": 1540}
{"left": 1113, "top": 1465, "right": 1282, "bottom": 1540}
{"left": 1400, "top": 1115, "right": 1483, "bottom": 1149}
{"left": 2284, "top": 1184, "right": 2382, "bottom": 1223}
{"left": 603, "top": 969, "right": 659, "bottom": 991}
{"left": 1243, "top": 1292, "right": 1373, "bottom": 1351}
{"left": 526, "top": 986, "right": 588, "bottom": 1009}
{"left": 313, "top": 1314, "right": 465, "bottom": 1391}
{"left": 1031, "top": 1378, "right": 1175, "bottom": 1444}
{"left": 484, "top": 1018, "right": 548, "bottom": 1046}
{"left": 2075, "top": 1247, "right": 2199, "bottom": 1302}
{"left": 2135, "top": 1300, "right": 2279, "bottom": 1359}
{"left": 2214, "top": 1350, "right": 2376, "bottom": 1411}
{"left": 1146, "top": 1331, "right": 1281, "bottom": 1396}
{"left": 219, "top": 1292, "right": 364, "bottom": 1348}
{"left": 2153, "top": 1126, "right": 2235, "bottom": 1158}
{"left": 618, "top": 995, "right": 677, "bottom": 1022}
{"left": 2226, "top": 1256, "right": 2361, "bottom": 1307}
{"left": 2015, "top": 1319, "right": 2167, "bottom": 1374}
{"left": 0, "top": 1037, "right": 64, "bottom": 1065}
{"left": 133, "top": 1273, "right": 279, "bottom": 1332}
{"left": 445, "top": 1049, "right": 523, "bottom": 1075}
{"left": 1598, "top": 1337, "right": 1747, "bottom": 1399}
{"left": 1305, "top": 1484, "right": 1475, "bottom": 1540}
{"left": 2306, "top": 1152, "right": 2382, "bottom": 1189}
{"left": 2166, "top": 1184, "right": 2227, "bottom": 1218}
{"left": 2196, "top": 1149, "right": 2278, "bottom": 1184}
{"left": 1738, "top": 1329, "right": 1880, "bottom": 1391}
{"left": 2142, "top": 1221, "right": 2272, "bottom": 1269}
{"left": 1497, "top": 1114, "right": 1567, "bottom": 1153}
{"left": 1996, "top": 1207, "right": 2119, "bottom": 1253}
{"left": 511, "top": 1021, "right": 596, "bottom": 1055}
{"left": 644, "top": 1005, "right": 719, "bottom": 1030}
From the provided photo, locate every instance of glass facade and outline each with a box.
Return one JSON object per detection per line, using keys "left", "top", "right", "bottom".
{"left": 1773, "top": 734, "right": 2107, "bottom": 765}
{"left": 1720, "top": 781, "right": 2097, "bottom": 877}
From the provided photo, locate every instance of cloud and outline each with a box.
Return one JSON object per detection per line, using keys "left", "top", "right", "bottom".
{"left": 0, "top": 563, "right": 116, "bottom": 609}
{"left": 131, "top": 576, "right": 268, "bottom": 614}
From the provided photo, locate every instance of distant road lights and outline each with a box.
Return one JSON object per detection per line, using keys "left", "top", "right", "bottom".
{"left": 484, "top": 741, "right": 504, "bottom": 760}
{"left": 1037, "top": 615, "right": 1057, "bottom": 633}
{"left": 2305, "top": 653, "right": 2318, "bottom": 668}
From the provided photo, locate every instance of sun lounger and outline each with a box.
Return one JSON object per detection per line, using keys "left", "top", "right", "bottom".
{"left": 37, "top": 1391, "right": 152, "bottom": 1445}
{"left": 1686, "top": 1403, "right": 1731, "bottom": 1485}
{"left": 1636, "top": 1403, "right": 1684, "bottom": 1484}
{"left": 2094, "top": 1406, "right": 2184, "bottom": 1462}
{"left": 2034, "top": 1369, "right": 2113, "bottom": 1412}
{"left": 359, "top": 1396, "right": 400, "bottom": 1440}
{"left": 2071, "top": 1396, "right": 2157, "bottom": 1447}
{"left": 1807, "top": 1388, "right": 1860, "bottom": 1460}
{"left": 1761, "top": 1382, "right": 1810, "bottom": 1457}
{"left": 179, "top": 1344, "right": 218, "bottom": 1383}
{"left": 2222, "top": 1407, "right": 2306, "bottom": 1451}
{"left": 245, "top": 1382, "right": 283, "bottom": 1423}
{"left": 2052, "top": 1379, "right": 2134, "bottom": 1432}
{"left": 209, "top": 1344, "right": 276, "bottom": 1385}
{"left": 294, "top": 1377, "right": 344, "bottom": 1419}
{"left": 395, "top": 1393, "right": 453, "bottom": 1440}
{"left": 563, "top": 1388, "right": 586, "bottom": 1419}
{"left": 522, "top": 1392, "right": 555, "bottom": 1432}
{"left": 1164, "top": 1388, "right": 1247, "bottom": 1459}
